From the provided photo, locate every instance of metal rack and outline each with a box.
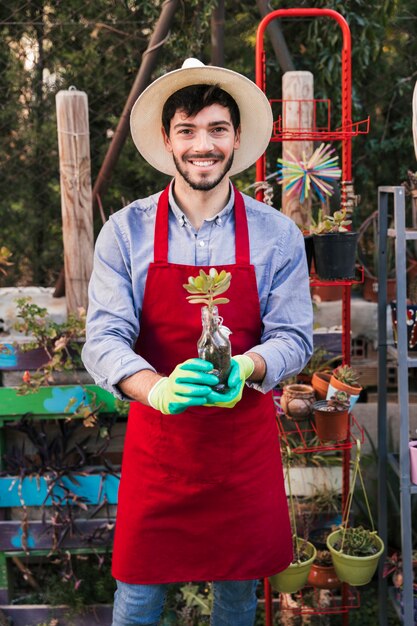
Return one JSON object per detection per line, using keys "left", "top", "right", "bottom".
{"left": 254, "top": 8, "right": 368, "bottom": 626}
{"left": 378, "top": 186, "right": 417, "bottom": 626}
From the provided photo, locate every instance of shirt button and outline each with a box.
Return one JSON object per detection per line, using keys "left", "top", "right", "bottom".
{"left": 217, "top": 217, "right": 222, "bottom": 225}
{"left": 199, "top": 241, "right": 205, "bottom": 247}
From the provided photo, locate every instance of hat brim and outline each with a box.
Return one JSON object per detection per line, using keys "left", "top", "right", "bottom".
{"left": 130, "top": 65, "right": 273, "bottom": 177}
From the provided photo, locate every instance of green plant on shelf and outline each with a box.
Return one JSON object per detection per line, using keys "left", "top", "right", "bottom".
{"left": 14, "top": 297, "right": 86, "bottom": 393}
{"left": 310, "top": 208, "right": 352, "bottom": 234}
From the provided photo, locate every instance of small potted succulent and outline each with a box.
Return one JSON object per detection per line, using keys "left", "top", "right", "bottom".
{"left": 310, "top": 209, "right": 358, "bottom": 281}
{"left": 327, "top": 364, "right": 362, "bottom": 410}
{"left": 326, "top": 525, "right": 384, "bottom": 586}
{"left": 313, "top": 391, "right": 350, "bottom": 442}
{"left": 307, "top": 549, "right": 341, "bottom": 590}
{"left": 183, "top": 268, "right": 232, "bottom": 392}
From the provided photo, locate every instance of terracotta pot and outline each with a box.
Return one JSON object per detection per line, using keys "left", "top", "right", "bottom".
{"left": 313, "top": 400, "right": 349, "bottom": 442}
{"left": 280, "top": 384, "right": 316, "bottom": 421}
{"left": 307, "top": 562, "right": 341, "bottom": 589}
{"left": 311, "top": 284, "right": 343, "bottom": 302}
{"left": 363, "top": 275, "right": 396, "bottom": 303}
{"left": 327, "top": 374, "right": 362, "bottom": 411}
{"left": 311, "top": 371, "right": 332, "bottom": 400}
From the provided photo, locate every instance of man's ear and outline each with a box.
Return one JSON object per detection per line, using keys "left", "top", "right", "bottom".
{"left": 161, "top": 126, "right": 172, "bottom": 153}
{"left": 234, "top": 126, "right": 241, "bottom": 150}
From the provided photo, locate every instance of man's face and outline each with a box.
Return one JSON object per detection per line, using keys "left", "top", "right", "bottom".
{"left": 162, "top": 104, "right": 240, "bottom": 191}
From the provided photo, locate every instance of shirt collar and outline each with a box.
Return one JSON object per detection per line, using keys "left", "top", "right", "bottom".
{"left": 168, "top": 181, "right": 235, "bottom": 228}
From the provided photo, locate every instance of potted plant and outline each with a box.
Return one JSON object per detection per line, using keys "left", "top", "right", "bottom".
{"left": 313, "top": 391, "right": 350, "bottom": 442}
{"left": 183, "top": 268, "right": 232, "bottom": 391}
{"left": 269, "top": 446, "right": 316, "bottom": 594}
{"left": 310, "top": 209, "right": 358, "bottom": 281}
{"left": 269, "top": 535, "right": 317, "bottom": 594}
{"left": 327, "top": 364, "right": 362, "bottom": 410}
{"left": 307, "top": 549, "right": 341, "bottom": 589}
{"left": 326, "top": 440, "right": 384, "bottom": 586}
{"left": 326, "top": 525, "right": 384, "bottom": 586}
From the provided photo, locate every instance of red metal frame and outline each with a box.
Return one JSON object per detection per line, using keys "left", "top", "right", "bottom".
{"left": 255, "top": 8, "right": 353, "bottom": 201}
{"left": 255, "top": 10, "right": 363, "bottom": 626}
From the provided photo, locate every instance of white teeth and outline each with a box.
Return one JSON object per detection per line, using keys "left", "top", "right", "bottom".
{"left": 190, "top": 160, "right": 215, "bottom": 167}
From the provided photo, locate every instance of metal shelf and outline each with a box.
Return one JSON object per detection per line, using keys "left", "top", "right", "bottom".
{"left": 378, "top": 186, "right": 416, "bottom": 626}
{"left": 388, "top": 228, "right": 417, "bottom": 240}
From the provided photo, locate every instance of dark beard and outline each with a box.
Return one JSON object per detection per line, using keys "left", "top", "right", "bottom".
{"left": 172, "top": 152, "right": 234, "bottom": 191}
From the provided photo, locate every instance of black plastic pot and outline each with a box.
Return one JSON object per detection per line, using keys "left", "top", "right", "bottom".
{"left": 304, "top": 234, "right": 314, "bottom": 273}
{"left": 313, "top": 232, "right": 358, "bottom": 280}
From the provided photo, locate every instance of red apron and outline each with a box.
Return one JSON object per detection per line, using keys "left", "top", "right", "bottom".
{"left": 112, "top": 185, "right": 292, "bottom": 584}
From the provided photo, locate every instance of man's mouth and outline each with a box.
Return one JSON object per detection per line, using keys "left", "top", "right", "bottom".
{"left": 189, "top": 160, "right": 217, "bottom": 167}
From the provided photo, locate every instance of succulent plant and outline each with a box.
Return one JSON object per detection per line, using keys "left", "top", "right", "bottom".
{"left": 327, "top": 391, "right": 350, "bottom": 412}
{"left": 310, "top": 209, "right": 352, "bottom": 235}
{"left": 314, "top": 549, "right": 334, "bottom": 567}
{"left": 335, "top": 526, "right": 380, "bottom": 557}
{"left": 183, "top": 268, "right": 232, "bottom": 311}
{"left": 333, "top": 365, "right": 360, "bottom": 387}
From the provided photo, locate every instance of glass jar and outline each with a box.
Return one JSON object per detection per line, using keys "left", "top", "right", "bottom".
{"left": 197, "top": 305, "right": 231, "bottom": 393}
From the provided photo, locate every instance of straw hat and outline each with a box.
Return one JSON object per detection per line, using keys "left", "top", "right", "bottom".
{"left": 130, "top": 58, "right": 273, "bottom": 177}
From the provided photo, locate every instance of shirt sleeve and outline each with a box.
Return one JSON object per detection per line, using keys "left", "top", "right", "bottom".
{"left": 247, "top": 221, "right": 313, "bottom": 393}
{"left": 81, "top": 218, "right": 156, "bottom": 400}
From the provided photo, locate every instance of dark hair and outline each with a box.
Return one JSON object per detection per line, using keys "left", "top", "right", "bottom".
{"left": 162, "top": 84, "right": 240, "bottom": 135}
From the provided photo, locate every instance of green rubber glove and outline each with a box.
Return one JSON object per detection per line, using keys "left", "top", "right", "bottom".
{"left": 148, "top": 358, "right": 219, "bottom": 415}
{"left": 205, "top": 354, "right": 255, "bottom": 408}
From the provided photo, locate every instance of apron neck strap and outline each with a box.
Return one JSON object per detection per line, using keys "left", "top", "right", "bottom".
{"left": 154, "top": 183, "right": 250, "bottom": 264}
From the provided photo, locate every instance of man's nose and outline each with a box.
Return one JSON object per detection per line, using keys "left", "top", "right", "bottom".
{"left": 194, "top": 131, "right": 214, "bottom": 151}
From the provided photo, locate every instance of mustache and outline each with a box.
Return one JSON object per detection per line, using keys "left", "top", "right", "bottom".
{"left": 185, "top": 153, "right": 224, "bottom": 160}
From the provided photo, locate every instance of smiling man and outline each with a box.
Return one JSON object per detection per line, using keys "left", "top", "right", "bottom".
{"left": 82, "top": 59, "right": 313, "bottom": 626}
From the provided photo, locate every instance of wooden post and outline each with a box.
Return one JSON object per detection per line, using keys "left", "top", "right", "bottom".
{"left": 56, "top": 88, "right": 94, "bottom": 314}
{"left": 282, "top": 71, "right": 314, "bottom": 228}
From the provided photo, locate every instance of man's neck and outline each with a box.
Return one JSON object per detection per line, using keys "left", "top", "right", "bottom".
{"left": 171, "top": 177, "right": 231, "bottom": 230}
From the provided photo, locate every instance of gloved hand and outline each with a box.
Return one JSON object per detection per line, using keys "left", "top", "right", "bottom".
{"left": 148, "top": 358, "right": 219, "bottom": 415}
{"left": 205, "top": 354, "right": 255, "bottom": 408}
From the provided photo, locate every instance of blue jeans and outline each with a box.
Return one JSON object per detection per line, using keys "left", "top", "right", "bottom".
{"left": 112, "top": 579, "right": 259, "bottom": 626}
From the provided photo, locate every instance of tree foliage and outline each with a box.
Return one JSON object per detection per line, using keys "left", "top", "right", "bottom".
{"left": 0, "top": 0, "right": 416, "bottom": 285}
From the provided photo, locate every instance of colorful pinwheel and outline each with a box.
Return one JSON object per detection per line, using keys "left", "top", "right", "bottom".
{"left": 277, "top": 143, "right": 342, "bottom": 202}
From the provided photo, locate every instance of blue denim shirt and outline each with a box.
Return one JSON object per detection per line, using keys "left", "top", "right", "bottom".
{"left": 82, "top": 183, "right": 313, "bottom": 399}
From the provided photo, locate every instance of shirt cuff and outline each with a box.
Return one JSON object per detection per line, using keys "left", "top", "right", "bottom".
{"left": 107, "top": 355, "right": 157, "bottom": 401}
{"left": 244, "top": 344, "right": 286, "bottom": 394}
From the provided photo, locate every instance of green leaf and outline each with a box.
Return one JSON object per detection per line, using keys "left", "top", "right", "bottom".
{"left": 212, "top": 298, "right": 230, "bottom": 305}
